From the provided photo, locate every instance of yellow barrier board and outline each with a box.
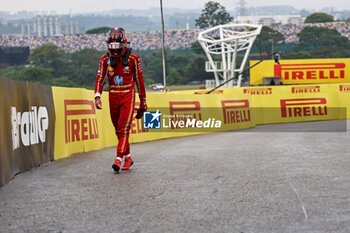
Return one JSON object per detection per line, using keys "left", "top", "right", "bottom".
{"left": 254, "top": 93, "right": 344, "bottom": 124}
{"left": 211, "top": 84, "right": 347, "bottom": 124}
{"left": 53, "top": 83, "right": 349, "bottom": 160}
{"left": 53, "top": 87, "right": 255, "bottom": 160}
{"left": 241, "top": 84, "right": 348, "bottom": 124}
{"left": 52, "top": 87, "right": 117, "bottom": 160}
{"left": 250, "top": 58, "right": 350, "bottom": 85}
{"left": 337, "top": 83, "right": 350, "bottom": 118}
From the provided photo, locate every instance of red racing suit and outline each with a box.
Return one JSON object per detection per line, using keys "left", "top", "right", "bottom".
{"left": 94, "top": 52, "right": 146, "bottom": 158}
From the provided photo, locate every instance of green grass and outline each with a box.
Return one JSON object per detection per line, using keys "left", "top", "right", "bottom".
{"left": 168, "top": 84, "right": 204, "bottom": 91}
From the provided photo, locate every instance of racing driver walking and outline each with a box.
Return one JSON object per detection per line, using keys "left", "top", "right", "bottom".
{"left": 94, "top": 27, "right": 147, "bottom": 173}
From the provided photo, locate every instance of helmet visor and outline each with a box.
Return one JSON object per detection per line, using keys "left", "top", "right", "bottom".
{"left": 108, "top": 42, "right": 126, "bottom": 49}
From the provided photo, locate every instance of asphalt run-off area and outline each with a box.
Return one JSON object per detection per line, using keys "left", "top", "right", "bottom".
{"left": 0, "top": 120, "right": 349, "bottom": 233}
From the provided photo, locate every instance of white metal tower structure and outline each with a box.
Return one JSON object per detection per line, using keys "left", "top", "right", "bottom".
{"left": 197, "top": 23, "right": 262, "bottom": 87}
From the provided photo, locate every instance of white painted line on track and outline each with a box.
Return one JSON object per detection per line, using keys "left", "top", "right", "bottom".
{"left": 284, "top": 168, "right": 309, "bottom": 221}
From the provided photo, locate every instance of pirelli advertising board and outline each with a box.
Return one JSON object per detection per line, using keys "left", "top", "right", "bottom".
{"left": 250, "top": 58, "right": 350, "bottom": 85}
{"left": 338, "top": 83, "right": 350, "bottom": 118}
{"left": 52, "top": 82, "right": 350, "bottom": 160}
{"left": 240, "top": 84, "right": 347, "bottom": 125}
{"left": 138, "top": 93, "right": 255, "bottom": 135}
{"left": 52, "top": 87, "right": 118, "bottom": 159}
{"left": 52, "top": 86, "right": 256, "bottom": 159}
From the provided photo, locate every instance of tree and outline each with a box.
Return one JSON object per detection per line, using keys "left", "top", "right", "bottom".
{"left": 50, "top": 76, "right": 79, "bottom": 87}
{"left": 318, "top": 31, "right": 350, "bottom": 48}
{"left": 296, "top": 26, "right": 350, "bottom": 51}
{"left": 141, "top": 48, "right": 213, "bottom": 85}
{"left": 184, "top": 55, "right": 212, "bottom": 82}
{"left": 0, "top": 65, "right": 25, "bottom": 80}
{"left": 283, "top": 51, "right": 312, "bottom": 59}
{"left": 191, "top": 41, "right": 205, "bottom": 55}
{"left": 304, "top": 12, "right": 334, "bottom": 24}
{"left": 195, "top": 1, "right": 233, "bottom": 29}
{"left": 144, "top": 78, "right": 155, "bottom": 86}
{"left": 311, "top": 46, "right": 350, "bottom": 58}
{"left": 27, "top": 45, "right": 66, "bottom": 77}
{"left": 166, "top": 52, "right": 190, "bottom": 77}
{"left": 167, "top": 68, "right": 183, "bottom": 85}
{"left": 142, "top": 50, "right": 164, "bottom": 84}
{"left": 86, "top": 26, "right": 111, "bottom": 34}
{"left": 66, "top": 48, "right": 105, "bottom": 86}
{"left": 17, "top": 66, "right": 54, "bottom": 85}
{"left": 254, "top": 26, "right": 285, "bottom": 55}
{"left": 296, "top": 26, "right": 322, "bottom": 49}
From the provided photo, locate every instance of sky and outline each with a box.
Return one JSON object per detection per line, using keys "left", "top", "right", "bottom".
{"left": 1, "top": 0, "right": 350, "bottom": 14}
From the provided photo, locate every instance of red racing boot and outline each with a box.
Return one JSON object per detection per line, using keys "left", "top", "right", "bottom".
{"left": 112, "top": 157, "right": 122, "bottom": 173}
{"left": 122, "top": 155, "right": 133, "bottom": 170}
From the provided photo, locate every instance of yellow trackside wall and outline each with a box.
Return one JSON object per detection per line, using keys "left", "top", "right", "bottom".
{"left": 338, "top": 83, "right": 350, "bottom": 118}
{"left": 170, "top": 83, "right": 350, "bottom": 123}
{"left": 250, "top": 58, "right": 350, "bottom": 86}
{"left": 52, "top": 87, "right": 255, "bottom": 160}
{"left": 220, "top": 83, "right": 350, "bottom": 123}
{"left": 53, "top": 83, "right": 350, "bottom": 160}
{"left": 52, "top": 87, "right": 117, "bottom": 160}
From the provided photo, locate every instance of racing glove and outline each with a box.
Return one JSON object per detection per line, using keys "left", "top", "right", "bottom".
{"left": 135, "top": 101, "right": 147, "bottom": 119}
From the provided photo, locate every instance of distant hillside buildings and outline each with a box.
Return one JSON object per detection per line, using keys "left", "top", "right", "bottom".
{"left": 20, "top": 15, "right": 79, "bottom": 36}
{"left": 234, "top": 15, "right": 304, "bottom": 27}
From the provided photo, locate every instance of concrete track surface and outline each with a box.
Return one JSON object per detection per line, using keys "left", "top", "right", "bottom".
{"left": 1, "top": 120, "right": 349, "bottom": 233}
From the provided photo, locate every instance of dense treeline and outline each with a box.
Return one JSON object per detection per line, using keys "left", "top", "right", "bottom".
{"left": 1, "top": 23, "right": 350, "bottom": 89}
{"left": 284, "top": 26, "right": 350, "bottom": 59}
{"left": 0, "top": 44, "right": 213, "bottom": 89}
{"left": 254, "top": 23, "right": 350, "bottom": 59}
